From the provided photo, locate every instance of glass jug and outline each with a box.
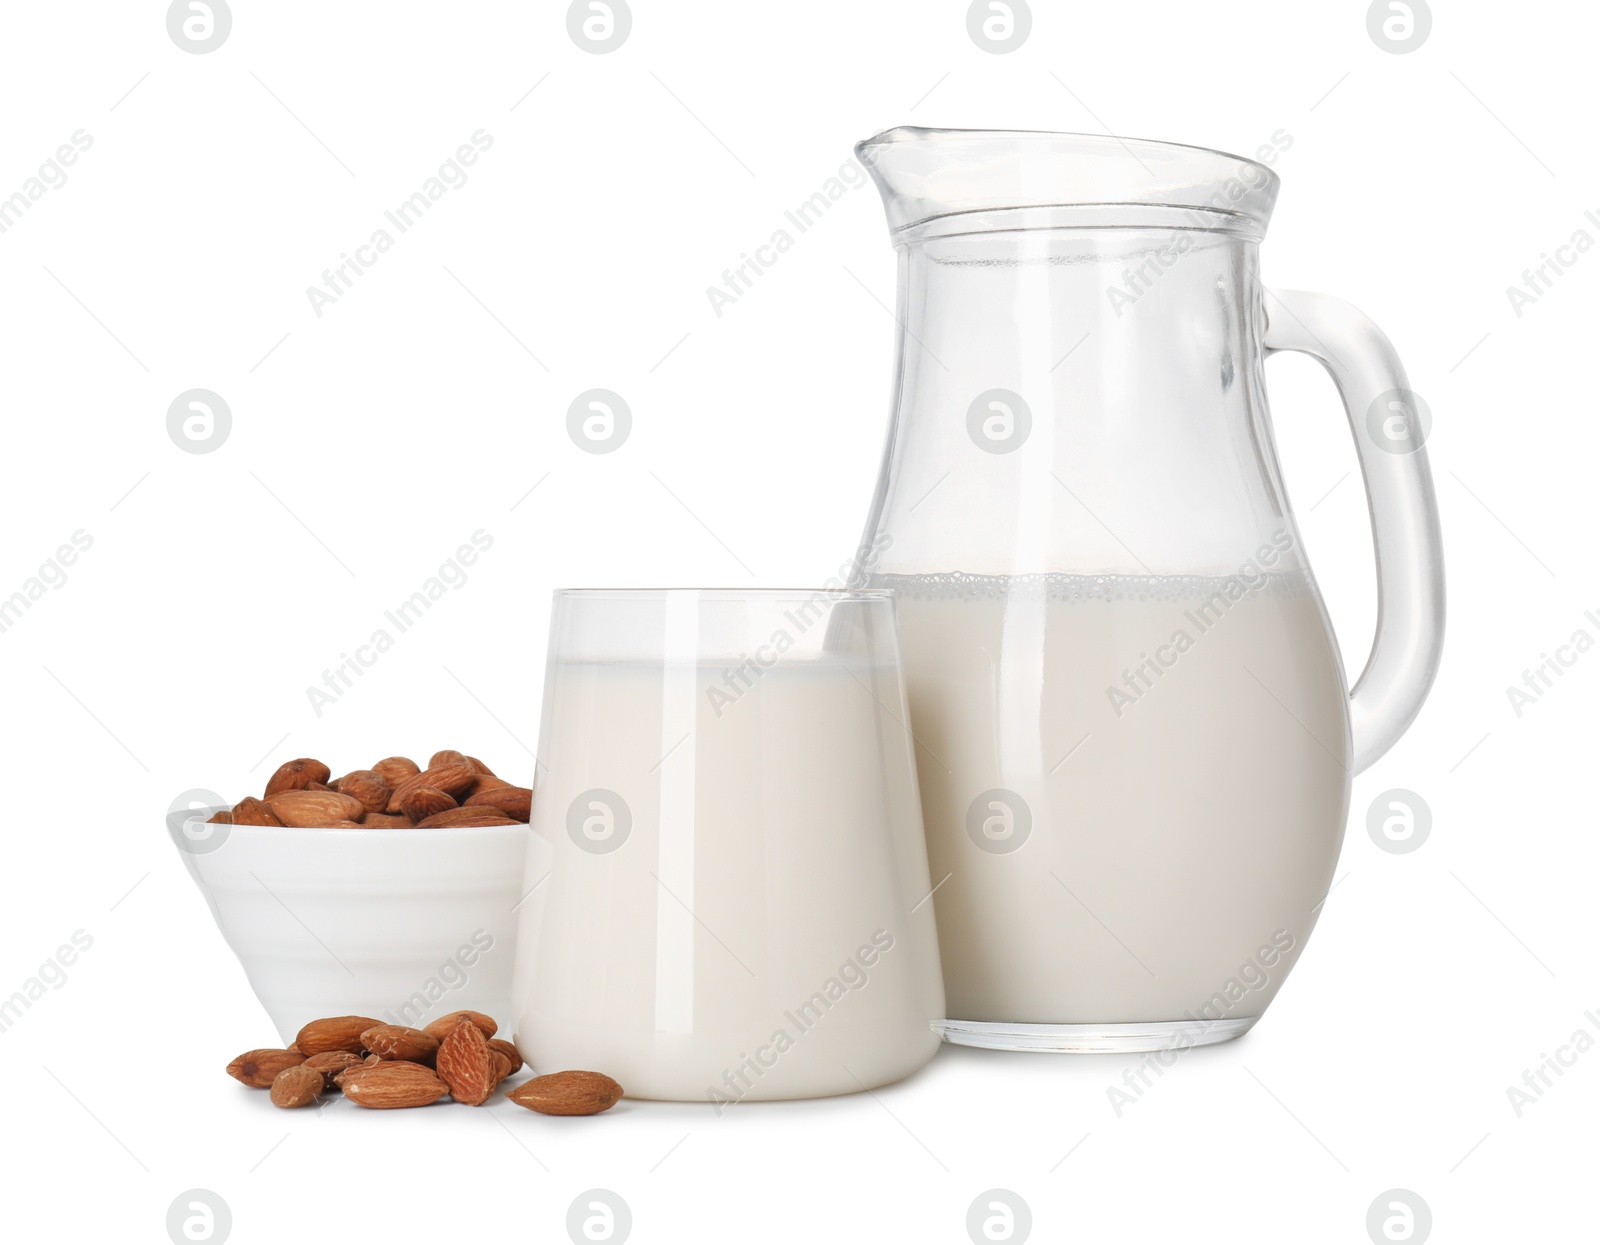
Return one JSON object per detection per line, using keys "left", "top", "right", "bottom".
{"left": 852, "top": 128, "right": 1445, "bottom": 1053}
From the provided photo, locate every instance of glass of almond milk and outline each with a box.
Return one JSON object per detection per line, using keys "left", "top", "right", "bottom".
{"left": 510, "top": 589, "right": 945, "bottom": 1103}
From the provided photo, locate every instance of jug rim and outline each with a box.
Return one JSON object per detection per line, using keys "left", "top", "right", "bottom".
{"left": 857, "top": 126, "right": 1276, "bottom": 176}
{"left": 855, "top": 126, "right": 1280, "bottom": 241}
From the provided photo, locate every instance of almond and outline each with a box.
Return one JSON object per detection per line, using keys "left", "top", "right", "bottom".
{"left": 270, "top": 1064, "right": 325, "bottom": 1108}
{"left": 386, "top": 760, "right": 476, "bottom": 812}
{"left": 334, "top": 769, "right": 390, "bottom": 813}
{"left": 331, "top": 1059, "right": 375, "bottom": 1088}
{"left": 465, "top": 756, "right": 495, "bottom": 776}
{"left": 488, "top": 1049, "right": 513, "bottom": 1088}
{"left": 435, "top": 1017, "right": 495, "bottom": 1105}
{"left": 416, "top": 808, "right": 518, "bottom": 829}
{"left": 226, "top": 1047, "right": 306, "bottom": 1088}
{"left": 429, "top": 749, "right": 470, "bottom": 769}
{"left": 339, "top": 1061, "right": 450, "bottom": 1109}
{"left": 465, "top": 773, "right": 514, "bottom": 797}
{"left": 331, "top": 1057, "right": 382, "bottom": 1089}
{"left": 265, "top": 757, "right": 332, "bottom": 797}
{"left": 359, "top": 812, "right": 414, "bottom": 828}
{"left": 360, "top": 1025, "right": 441, "bottom": 1064}
{"left": 463, "top": 786, "right": 532, "bottom": 822}
{"left": 325, "top": 819, "right": 364, "bottom": 828}
{"left": 422, "top": 1010, "right": 497, "bottom": 1040}
{"left": 295, "top": 1015, "right": 383, "bottom": 1056}
{"left": 303, "top": 1050, "right": 364, "bottom": 1081}
{"left": 333, "top": 1053, "right": 385, "bottom": 1086}
{"left": 267, "top": 790, "right": 366, "bottom": 827}
{"left": 507, "top": 1070, "right": 622, "bottom": 1116}
{"left": 207, "top": 809, "right": 233, "bottom": 824}
{"left": 371, "top": 756, "right": 421, "bottom": 788}
{"left": 487, "top": 1038, "right": 523, "bottom": 1075}
{"left": 229, "top": 796, "right": 284, "bottom": 827}
{"left": 399, "top": 786, "right": 456, "bottom": 822}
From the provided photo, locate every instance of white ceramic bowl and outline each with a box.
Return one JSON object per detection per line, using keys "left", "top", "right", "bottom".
{"left": 169, "top": 810, "right": 529, "bottom": 1045}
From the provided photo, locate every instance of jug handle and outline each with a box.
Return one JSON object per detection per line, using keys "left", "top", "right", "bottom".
{"left": 1263, "top": 289, "right": 1446, "bottom": 774}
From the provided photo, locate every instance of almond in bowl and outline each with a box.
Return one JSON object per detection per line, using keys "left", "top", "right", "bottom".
{"left": 204, "top": 750, "right": 532, "bottom": 830}
{"left": 172, "top": 749, "right": 533, "bottom": 1044}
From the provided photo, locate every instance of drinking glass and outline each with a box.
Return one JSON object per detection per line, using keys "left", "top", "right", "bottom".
{"left": 510, "top": 589, "right": 945, "bottom": 1103}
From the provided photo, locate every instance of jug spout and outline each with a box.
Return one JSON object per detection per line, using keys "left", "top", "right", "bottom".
{"left": 857, "top": 127, "right": 1281, "bottom": 242}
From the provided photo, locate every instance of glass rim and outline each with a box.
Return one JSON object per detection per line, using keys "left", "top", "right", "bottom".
{"left": 554, "top": 587, "right": 894, "bottom": 601}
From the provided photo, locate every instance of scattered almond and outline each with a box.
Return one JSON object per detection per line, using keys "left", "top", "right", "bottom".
{"left": 227, "top": 1048, "right": 306, "bottom": 1088}
{"left": 270, "top": 1064, "right": 325, "bottom": 1108}
{"left": 330, "top": 1054, "right": 384, "bottom": 1089}
{"left": 399, "top": 786, "right": 456, "bottom": 822}
{"left": 229, "top": 1011, "right": 620, "bottom": 1119}
{"left": 229, "top": 796, "right": 284, "bottom": 827}
{"left": 360, "top": 1025, "right": 441, "bottom": 1064}
{"left": 465, "top": 756, "right": 495, "bottom": 776}
{"left": 463, "top": 786, "right": 532, "bottom": 822}
{"left": 508, "top": 1071, "right": 623, "bottom": 1116}
{"left": 265, "top": 758, "right": 332, "bottom": 798}
{"left": 295, "top": 1015, "right": 382, "bottom": 1056}
{"left": 423, "top": 1010, "right": 497, "bottom": 1040}
{"left": 339, "top": 1061, "right": 451, "bottom": 1109}
{"left": 267, "top": 790, "right": 366, "bottom": 827}
{"left": 332, "top": 1054, "right": 385, "bottom": 1088}
{"left": 487, "top": 1038, "right": 523, "bottom": 1075}
{"left": 303, "top": 1051, "right": 364, "bottom": 1080}
{"left": 429, "top": 749, "right": 469, "bottom": 769}
{"left": 435, "top": 1017, "right": 496, "bottom": 1105}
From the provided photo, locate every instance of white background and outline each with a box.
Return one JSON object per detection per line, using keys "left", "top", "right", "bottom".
{"left": 1, "top": 1, "right": 1594, "bottom": 1241}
